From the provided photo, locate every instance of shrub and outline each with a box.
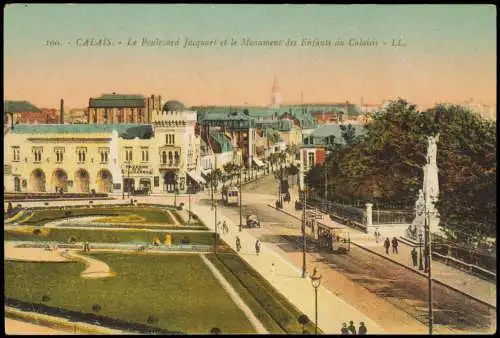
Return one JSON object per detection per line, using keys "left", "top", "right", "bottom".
{"left": 146, "top": 315, "right": 158, "bottom": 325}
{"left": 41, "top": 295, "right": 51, "bottom": 302}
{"left": 68, "top": 236, "right": 77, "bottom": 243}
{"left": 32, "top": 229, "right": 42, "bottom": 236}
{"left": 210, "top": 327, "right": 222, "bottom": 334}
{"left": 92, "top": 304, "right": 102, "bottom": 313}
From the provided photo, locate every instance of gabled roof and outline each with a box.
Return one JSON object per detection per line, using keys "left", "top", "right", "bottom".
{"left": 10, "top": 123, "right": 154, "bottom": 139}
{"left": 4, "top": 101, "right": 41, "bottom": 113}
{"left": 89, "top": 94, "right": 145, "bottom": 108}
{"left": 306, "top": 124, "right": 366, "bottom": 145}
{"left": 210, "top": 132, "right": 233, "bottom": 153}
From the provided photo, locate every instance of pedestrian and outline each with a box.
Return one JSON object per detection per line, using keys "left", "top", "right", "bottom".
{"left": 391, "top": 237, "right": 399, "bottom": 254}
{"left": 255, "top": 240, "right": 261, "bottom": 255}
{"left": 87, "top": 240, "right": 91, "bottom": 252}
{"left": 384, "top": 237, "right": 390, "bottom": 255}
{"left": 340, "top": 323, "right": 349, "bottom": 335}
{"left": 270, "top": 262, "right": 276, "bottom": 277}
{"left": 223, "top": 221, "right": 228, "bottom": 234}
{"left": 374, "top": 229, "right": 380, "bottom": 243}
{"left": 411, "top": 247, "right": 418, "bottom": 268}
{"left": 347, "top": 320, "right": 357, "bottom": 334}
{"left": 358, "top": 322, "right": 367, "bottom": 335}
{"left": 235, "top": 236, "right": 241, "bottom": 252}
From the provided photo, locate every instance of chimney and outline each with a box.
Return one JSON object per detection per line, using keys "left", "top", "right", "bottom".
{"left": 60, "top": 99, "right": 64, "bottom": 124}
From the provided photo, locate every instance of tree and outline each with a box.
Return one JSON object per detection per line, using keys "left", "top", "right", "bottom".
{"left": 340, "top": 124, "right": 358, "bottom": 145}
{"left": 307, "top": 99, "right": 496, "bottom": 243}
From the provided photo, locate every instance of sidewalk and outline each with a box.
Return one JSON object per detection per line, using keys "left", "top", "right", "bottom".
{"left": 189, "top": 202, "right": 387, "bottom": 335}
{"left": 272, "top": 192, "right": 496, "bottom": 308}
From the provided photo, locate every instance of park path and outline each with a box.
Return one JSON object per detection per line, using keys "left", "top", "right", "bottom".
{"left": 200, "top": 254, "right": 269, "bottom": 334}
{"left": 4, "top": 242, "right": 72, "bottom": 263}
{"left": 5, "top": 306, "right": 124, "bottom": 334}
{"left": 5, "top": 317, "right": 69, "bottom": 335}
{"left": 62, "top": 250, "right": 114, "bottom": 279}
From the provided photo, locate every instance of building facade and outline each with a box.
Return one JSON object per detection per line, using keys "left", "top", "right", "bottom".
{"left": 4, "top": 124, "right": 154, "bottom": 194}
{"left": 4, "top": 100, "right": 202, "bottom": 195}
{"left": 151, "top": 100, "right": 202, "bottom": 192}
{"left": 87, "top": 93, "right": 162, "bottom": 124}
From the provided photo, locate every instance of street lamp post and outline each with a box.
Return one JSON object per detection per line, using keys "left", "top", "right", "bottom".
{"left": 188, "top": 181, "right": 192, "bottom": 224}
{"left": 310, "top": 267, "right": 322, "bottom": 335}
{"left": 418, "top": 231, "right": 424, "bottom": 271}
{"left": 173, "top": 175, "right": 178, "bottom": 207}
{"left": 301, "top": 181, "right": 308, "bottom": 279}
{"left": 425, "top": 210, "right": 434, "bottom": 335}
{"left": 239, "top": 165, "right": 243, "bottom": 232}
{"left": 127, "top": 164, "right": 131, "bottom": 199}
{"left": 210, "top": 173, "right": 218, "bottom": 254}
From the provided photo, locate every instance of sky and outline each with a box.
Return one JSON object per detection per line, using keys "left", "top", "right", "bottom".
{"left": 3, "top": 4, "right": 497, "bottom": 109}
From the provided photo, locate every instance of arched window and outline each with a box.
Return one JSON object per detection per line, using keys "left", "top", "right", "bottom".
{"left": 162, "top": 151, "right": 167, "bottom": 164}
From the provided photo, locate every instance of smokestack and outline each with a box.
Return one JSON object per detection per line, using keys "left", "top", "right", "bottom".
{"left": 60, "top": 99, "right": 64, "bottom": 124}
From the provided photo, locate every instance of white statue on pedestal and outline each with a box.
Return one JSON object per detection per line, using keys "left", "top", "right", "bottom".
{"left": 407, "top": 134, "right": 441, "bottom": 239}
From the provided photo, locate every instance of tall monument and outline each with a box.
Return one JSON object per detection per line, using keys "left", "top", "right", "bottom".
{"left": 406, "top": 134, "right": 441, "bottom": 239}
{"left": 271, "top": 74, "right": 282, "bottom": 109}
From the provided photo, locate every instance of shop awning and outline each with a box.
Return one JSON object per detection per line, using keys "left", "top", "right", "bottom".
{"left": 187, "top": 171, "right": 206, "bottom": 185}
{"left": 252, "top": 157, "right": 266, "bottom": 168}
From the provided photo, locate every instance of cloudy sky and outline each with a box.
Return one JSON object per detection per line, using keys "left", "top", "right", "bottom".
{"left": 4, "top": 4, "right": 496, "bottom": 109}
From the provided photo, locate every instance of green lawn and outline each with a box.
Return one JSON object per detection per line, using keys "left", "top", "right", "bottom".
{"left": 21, "top": 207, "right": 178, "bottom": 226}
{"left": 206, "top": 253, "right": 320, "bottom": 334}
{"left": 4, "top": 253, "right": 255, "bottom": 334}
{"left": 4, "top": 228, "right": 219, "bottom": 246}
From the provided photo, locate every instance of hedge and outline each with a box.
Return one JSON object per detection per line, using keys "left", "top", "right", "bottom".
{"left": 213, "top": 253, "right": 319, "bottom": 334}
{"left": 5, "top": 297, "right": 183, "bottom": 335}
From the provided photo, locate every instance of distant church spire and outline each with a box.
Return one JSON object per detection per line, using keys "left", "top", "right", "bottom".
{"left": 271, "top": 73, "right": 282, "bottom": 108}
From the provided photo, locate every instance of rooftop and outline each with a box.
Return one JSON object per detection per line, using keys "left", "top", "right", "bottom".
{"left": 308, "top": 124, "right": 367, "bottom": 144}
{"left": 10, "top": 123, "right": 154, "bottom": 139}
{"left": 89, "top": 94, "right": 146, "bottom": 108}
{"left": 210, "top": 132, "right": 233, "bottom": 153}
{"left": 4, "top": 101, "right": 41, "bottom": 113}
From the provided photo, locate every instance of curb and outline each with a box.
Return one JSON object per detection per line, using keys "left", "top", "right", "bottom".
{"left": 5, "top": 306, "right": 124, "bottom": 334}
{"left": 267, "top": 204, "right": 496, "bottom": 310}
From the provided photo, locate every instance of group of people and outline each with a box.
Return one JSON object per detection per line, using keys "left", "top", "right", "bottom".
{"left": 383, "top": 237, "right": 399, "bottom": 255}
{"left": 217, "top": 221, "right": 230, "bottom": 235}
{"left": 341, "top": 321, "right": 367, "bottom": 335}
{"left": 234, "top": 237, "right": 262, "bottom": 256}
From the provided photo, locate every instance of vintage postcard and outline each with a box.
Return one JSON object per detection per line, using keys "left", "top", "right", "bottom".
{"left": 3, "top": 4, "right": 496, "bottom": 335}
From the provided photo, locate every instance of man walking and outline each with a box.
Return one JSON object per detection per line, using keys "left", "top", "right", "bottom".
{"left": 391, "top": 237, "right": 399, "bottom": 254}
{"left": 411, "top": 247, "right": 418, "bottom": 268}
{"left": 384, "top": 237, "right": 391, "bottom": 255}
{"left": 255, "top": 240, "right": 261, "bottom": 255}
{"left": 340, "top": 323, "right": 349, "bottom": 335}
{"left": 347, "top": 320, "right": 357, "bottom": 334}
{"left": 358, "top": 322, "right": 367, "bottom": 335}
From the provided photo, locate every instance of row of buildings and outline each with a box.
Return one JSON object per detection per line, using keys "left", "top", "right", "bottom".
{"left": 5, "top": 93, "right": 358, "bottom": 195}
